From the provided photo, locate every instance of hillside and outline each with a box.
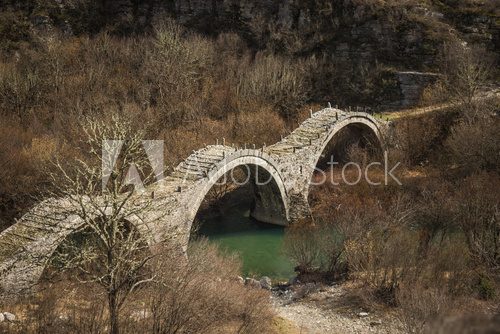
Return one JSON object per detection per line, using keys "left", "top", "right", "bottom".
{"left": 1, "top": 1, "right": 498, "bottom": 104}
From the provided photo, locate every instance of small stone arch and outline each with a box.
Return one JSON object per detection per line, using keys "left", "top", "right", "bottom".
{"left": 0, "top": 201, "right": 154, "bottom": 301}
{"left": 303, "top": 114, "right": 384, "bottom": 201}
{"left": 313, "top": 114, "right": 383, "bottom": 166}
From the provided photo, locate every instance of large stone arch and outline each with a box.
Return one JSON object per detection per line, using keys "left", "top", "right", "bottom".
{"left": 184, "top": 149, "right": 290, "bottom": 230}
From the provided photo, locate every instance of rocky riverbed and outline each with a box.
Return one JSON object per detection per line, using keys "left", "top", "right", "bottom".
{"left": 271, "top": 283, "right": 403, "bottom": 334}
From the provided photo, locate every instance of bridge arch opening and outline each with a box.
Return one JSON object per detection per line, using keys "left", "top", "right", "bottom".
{"left": 191, "top": 163, "right": 288, "bottom": 233}
{"left": 316, "top": 122, "right": 382, "bottom": 169}
{"left": 310, "top": 119, "right": 383, "bottom": 198}
{"left": 189, "top": 161, "right": 292, "bottom": 278}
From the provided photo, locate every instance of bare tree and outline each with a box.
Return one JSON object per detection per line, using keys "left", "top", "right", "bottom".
{"left": 43, "top": 116, "right": 174, "bottom": 334}
{"left": 445, "top": 116, "right": 500, "bottom": 173}
{"left": 439, "top": 39, "right": 493, "bottom": 119}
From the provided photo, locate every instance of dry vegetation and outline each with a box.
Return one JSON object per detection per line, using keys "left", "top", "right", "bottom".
{"left": 1, "top": 240, "right": 275, "bottom": 334}
{"left": 0, "top": 2, "right": 498, "bottom": 333}
{"left": 290, "top": 141, "right": 499, "bottom": 332}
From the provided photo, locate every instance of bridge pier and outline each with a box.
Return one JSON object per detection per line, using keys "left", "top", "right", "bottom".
{"left": 249, "top": 168, "right": 289, "bottom": 226}
{"left": 251, "top": 185, "right": 288, "bottom": 226}
{"left": 287, "top": 192, "right": 313, "bottom": 223}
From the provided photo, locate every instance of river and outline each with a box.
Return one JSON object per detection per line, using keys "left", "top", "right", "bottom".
{"left": 193, "top": 195, "right": 295, "bottom": 280}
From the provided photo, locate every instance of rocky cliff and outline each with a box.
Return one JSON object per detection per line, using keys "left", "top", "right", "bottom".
{"left": 1, "top": 0, "right": 497, "bottom": 107}
{"left": 4, "top": 1, "right": 497, "bottom": 67}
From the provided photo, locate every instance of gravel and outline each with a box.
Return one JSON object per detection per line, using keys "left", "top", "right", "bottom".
{"left": 272, "top": 285, "right": 403, "bottom": 334}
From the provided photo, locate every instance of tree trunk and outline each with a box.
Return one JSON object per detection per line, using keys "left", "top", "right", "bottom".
{"left": 109, "top": 291, "right": 120, "bottom": 334}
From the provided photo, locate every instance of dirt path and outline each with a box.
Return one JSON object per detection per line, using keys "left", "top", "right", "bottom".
{"left": 377, "top": 88, "right": 499, "bottom": 120}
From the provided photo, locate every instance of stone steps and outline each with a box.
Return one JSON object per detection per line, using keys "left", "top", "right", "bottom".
{"left": 176, "top": 165, "right": 207, "bottom": 176}
{"left": 183, "top": 159, "right": 215, "bottom": 167}
{"left": 170, "top": 171, "right": 201, "bottom": 181}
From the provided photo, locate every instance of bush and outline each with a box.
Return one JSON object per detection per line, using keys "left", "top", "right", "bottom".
{"left": 392, "top": 114, "right": 443, "bottom": 166}
{"left": 149, "top": 239, "right": 274, "bottom": 334}
{"left": 453, "top": 173, "right": 500, "bottom": 276}
{"left": 339, "top": 199, "right": 419, "bottom": 305}
{"left": 283, "top": 220, "right": 347, "bottom": 282}
{"left": 0, "top": 11, "right": 31, "bottom": 51}
{"left": 446, "top": 116, "right": 500, "bottom": 174}
{"left": 397, "top": 284, "right": 452, "bottom": 334}
{"left": 477, "top": 274, "right": 496, "bottom": 301}
{"left": 238, "top": 53, "right": 311, "bottom": 120}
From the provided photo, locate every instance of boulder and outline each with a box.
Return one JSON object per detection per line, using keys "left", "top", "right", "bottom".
{"left": 0, "top": 313, "right": 4, "bottom": 322}
{"left": 244, "top": 278, "right": 261, "bottom": 289}
{"left": 3, "top": 312, "right": 15, "bottom": 322}
{"left": 260, "top": 276, "right": 272, "bottom": 290}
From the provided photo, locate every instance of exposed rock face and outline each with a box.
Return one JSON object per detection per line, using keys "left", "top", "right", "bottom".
{"left": 46, "top": 0, "right": 495, "bottom": 70}
{"left": 395, "top": 71, "right": 440, "bottom": 108}
{"left": 169, "top": 0, "right": 438, "bottom": 68}
{"left": 4, "top": 1, "right": 498, "bottom": 71}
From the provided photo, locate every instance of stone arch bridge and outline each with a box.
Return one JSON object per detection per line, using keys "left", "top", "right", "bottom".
{"left": 0, "top": 107, "right": 387, "bottom": 299}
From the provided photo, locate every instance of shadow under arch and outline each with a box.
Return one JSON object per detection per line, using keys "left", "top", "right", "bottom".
{"left": 42, "top": 216, "right": 153, "bottom": 287}
{"left": 317, "top": 122, "right": 383, "bottom": 168}
{"left": 186, "top": 159, "right": 293, "bottom": 279}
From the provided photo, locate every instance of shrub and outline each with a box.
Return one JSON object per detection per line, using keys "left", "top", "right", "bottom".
{"left": 392, "top": 114, "right": 442, "bottom": 166}
{"left": 476, "top": 274, "right": 496, "bottom": 301}
{"left": 453, "top": 173, "right": 500, "bottom": 275}
{"left": 412, "top": 180, "right": 456, "bottom": 257}
{"left": 283, "top": 219, "right": 349, "bottom": 281}
{"left": 0, "top": 61, "right": 42, "bottom": 122}
{"left": 0, "top": 11, "right": 31, "bottom": 51}
{"left": 145, "top": 22, "right": 216, "bottom": 127}
{"left": 438, "top": 40, "right": 494, "bottom": 118}
{"left": 1, "top": 240, "right": 275, "bottom": 334}
{"left": 238, "top": 53, "right": 310, "bottom": 120}
{"left": 149, "top": 239, "right": 274, "bottom": 334}
{"left": 446, "top": 116, "right": 500, "bottom": 174}
{"left": 397, "top": 284, "right": 452, "bottom": 334}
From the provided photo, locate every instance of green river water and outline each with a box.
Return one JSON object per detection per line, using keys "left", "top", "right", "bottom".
{"left": 196, "top": 203, "right": 295, "bottom": 280}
